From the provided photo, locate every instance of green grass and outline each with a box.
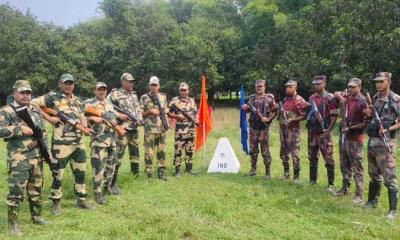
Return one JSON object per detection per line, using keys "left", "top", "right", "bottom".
{"left": 0, "top": 107, "right": 399, "bottom": 239}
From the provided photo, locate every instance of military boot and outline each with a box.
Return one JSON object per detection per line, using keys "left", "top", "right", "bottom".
{"left": 264, "top": 167, "right": 271, "bottom": 181}
{"left": 293, "top": 168, "right": 300, "bottom": 184}
{"left": 309, "top": 166, "right": 318, "bottom": 185}
{"left": 174, "top": 166, "right": 181, "bottom": 178}
{"left": 185, "top": 163, "right": 197, "bottom": 175}
{"left": 8, "top": 206, "right": 22, "bottom": 237}
{"left": 29, "top": 200, "right": 48, "bottom": 225}
{"left": 327, "top": 166, "right": 335, "bottom": 186}
{"left": 333, "top": 179, "right": 350, "bottom": 197}
{"left": 246, "top": 167, "right": 256, "bottom": 176}
{"left": 95, "top": 192, "right": 106, "bottom": 205}
{"left": 110, "top": 164, "right": 123, "bottom": 195}
{"left": 365, "top": 181, "right": 381, "bottom": 208}
{"left": 386, "top": 188, "right": 398, "bottom": 220}
{"left": 51, "top": 199, "right": 61, "bottom": 216}
{"left": 103, "top": 184, "right": 113, "bottom": 195}
{"left": 158, "top": 167, "right": 168, "bottom": 181}
{"left": 280, "top": 168, "right": 290, "bottom": 180}
{"left": 130, "top": 162, "right": 140, "bottom": 176}
{"left": 76, "top": 199, "right": 95, "bottom": 210}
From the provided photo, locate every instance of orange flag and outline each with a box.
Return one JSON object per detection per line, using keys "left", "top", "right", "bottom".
{"left": 195, "top": 75, "right": 212, "bottom": 151}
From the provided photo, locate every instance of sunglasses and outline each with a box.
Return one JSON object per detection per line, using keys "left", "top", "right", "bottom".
{"left": 150, "top": 84, "right": 159, "bottom": 87}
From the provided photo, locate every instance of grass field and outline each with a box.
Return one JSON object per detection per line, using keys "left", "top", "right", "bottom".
{"left": 0, "top": 107, "right": 399, "bottom": 239}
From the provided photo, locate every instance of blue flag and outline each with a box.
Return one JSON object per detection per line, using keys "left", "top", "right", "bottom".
{"left": 240, "top": 84, "right": 249, "bottom": 154}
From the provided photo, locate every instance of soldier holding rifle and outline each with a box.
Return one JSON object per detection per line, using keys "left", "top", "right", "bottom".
{"left": 305, "top": 75, "right": 338, "bottom": 192}
{"left": 364, "top": 72, "right": 400, "bottom": 220}
{"left": 277, "top": 80, "right": 306, "bottom": 183}
{"left": 168, "top": 82, "right": 199, "bottom": 177}
{"left": 0, "top": 80, "right": 49, "bottom": 236}
{"left": 333, "top": 78, "right": 368, "bottom": 204}
{"left": 84, "top": 82, "right": 126, "bottom": 204}
{"left": 241, "top": 79, "right": 277, "bottom": 180}
{"left": 140, "top": 76, "right": 170, "bottom": 180}
{"left": 31, "top": 73, "right": 94, "bottom": 215}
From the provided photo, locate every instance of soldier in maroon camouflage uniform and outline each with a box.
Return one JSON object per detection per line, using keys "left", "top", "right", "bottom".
{"left": 306, "top": 75, "right": 338, "bottom": 192}
{"left": 277, "top": 80, "right": 306, "bottom": 183}
{"left": 241, "top": 79, "right": 277, "bottom": 180}
{"left": 333, "top": 78, "right": 368, "bottom": 204}
{"left": 364, "top": 72, "right": 400, "bottom": 220}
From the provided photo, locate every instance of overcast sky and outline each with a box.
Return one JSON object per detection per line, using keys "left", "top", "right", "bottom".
{"left": 1, "top": 0, "right": 101, "bottom": 27}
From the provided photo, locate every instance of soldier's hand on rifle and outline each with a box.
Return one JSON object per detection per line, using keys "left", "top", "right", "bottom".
{"left": 150, "top": 109, "right": 160, "bottom": 116}
{"left": 90, "top": 116, "right": 104, "bottom": 124}
{"left": 117, "top": 113, "right": 129, "bottom": 121}
{"left": 21, "top": 125, "right": 33, "bottom": 136}
{"left": 48, "top": 116, "right": 61, "bottom": 125}
{"left": 175, "top": 114, "right": 185, "bottom": 121}
{"left": 194, "top": 119, "right": 200, "bottom": 125}
{"left": 379, "top": 127, "right": 387, "bottom": 137}
{"left": 342, "top": 127, "right": 349, "bottom": 133}
{"left": 320, "top": 129, "right": 330, "bottom": 137}
{"left": 241, "top": 104, "right": 249, "bottom": 111}
{"left": 261, "top": 116, "right": 270, "bottom": 123}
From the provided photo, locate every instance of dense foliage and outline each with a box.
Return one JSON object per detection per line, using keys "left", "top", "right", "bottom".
{"left": 1, "top": 0, "right": 399, "bottom": 103}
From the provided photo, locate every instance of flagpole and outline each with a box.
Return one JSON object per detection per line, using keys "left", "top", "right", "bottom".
{"left": 203, "top": 120, "right": 206, "bottom": 170}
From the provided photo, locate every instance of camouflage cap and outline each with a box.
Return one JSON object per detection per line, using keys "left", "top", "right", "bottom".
{"left": 13, "top": 80, "right": 32, "bottom": 92}
{"left": 285, "top": 79, "right": 297, "bottom": 86}
{"left": 121, "top": 72, "right": 134, "bottom": 81}
{"left": 312, "top": 75, "right": 326, "bottom": 84}
{"left": 149, "top": 76, "right": 160, "bottom": 85}
{"left": 373, "top": 72, "right": 392, "bottom": 81}
{"left": 255, "top": 79, "right": 266, "bottom": 86}
{"left": 179, "top": 82, "right": 189, "bottom": 89}
{"left": 348, "top": 78, "right": 362, "bottom": 87}
{"left": 59, "top": 73, "right": 74, "bottom": 83}
{"left": 95, "top": 82, "right": 107, "bottom": 89}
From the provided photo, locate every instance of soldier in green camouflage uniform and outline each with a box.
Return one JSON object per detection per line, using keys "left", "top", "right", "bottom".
{"left": 140, "top": 76, "right": 169, "bottom": 180}
{"left": 168, "top": 82, "right": 199, "bottom": 177}
{"left": 84, "top": 82, "right": 122, "bottom": 204}
{"left": 364, "top": 72, "right": 400, "bottom": 220}
{"left": 31, "top": 73, "right": 94, "bottom": 215}
{"left": 0, "top": 80, "right": 48, "bottom": 236}
{"left": 107, "top": 73, "right": 142, "bottom": 194}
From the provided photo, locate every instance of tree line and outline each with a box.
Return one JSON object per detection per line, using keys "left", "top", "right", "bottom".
{"left": 1, "top": 0, "right": 399, "bottom": 105}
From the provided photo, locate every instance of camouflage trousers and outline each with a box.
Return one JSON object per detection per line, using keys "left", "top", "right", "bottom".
{"left": 144, "top": 132, "right": 166, "bottom": 174}
{"left": 50, "top": 142, "right": 87, "bottom": 200}
{"left": 280, "top": 127, "right": 301, "bottom": 171}
{"left": 7, "top": 157, "right": 43, "bottom": 207}
{"left": 116, "top": 130, "right": 139, "bottom": 165}
{"left": 368, "top": 146, "right": 397, "bottom": 189}
{"left": 308, "top": 133, "right": 335, "bottom": 168}
{"left": 249, "top": 128, "right": 271, "bottom": 172}
{"left": 339, "top": 139, "right": 364, "bottom": 196}
{"left": 91, "top": 146, "right": 117, "bottom": 193}
{"left": 174, "top": 132, "right": 195, "bottom": 167}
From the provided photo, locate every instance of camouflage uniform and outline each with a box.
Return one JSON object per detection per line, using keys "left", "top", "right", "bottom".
{"left": 140, "top": 92, "right": 169, "bottom": 178}
{"left": 169, "top": 96, "right": 197, "bottom": 171}
{"left": 0, "top": 101, "right": 46, "bottom": 225}
{"left": 31, "top": 91, "right": 88, "bottom": 201}
{"left": 365, "top": 90, "right": 400, "bottom": 215}
{"left": 338, "top": 92, "right": 368, "bottom": 199}
{"left": 83, "top": 97, "right": 117, "bottom": 196}
{"left": 307, "top": 89, "right": 339, "bottom": 186}
{"left": 278, "top": 94, "right": 306, "bottom": 179}
{"left": 247, "top": 93, "right": 276, "bottom": 177}
{"left": 107, "top": 87, "right": 142, "bottom": 178}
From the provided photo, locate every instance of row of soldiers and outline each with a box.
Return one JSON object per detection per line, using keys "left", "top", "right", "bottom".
{"left": 0, "top": 73, "right": 199, "bottom": 236}
{"left": 241, "top": 72, "right": 400, "bottom": 221}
